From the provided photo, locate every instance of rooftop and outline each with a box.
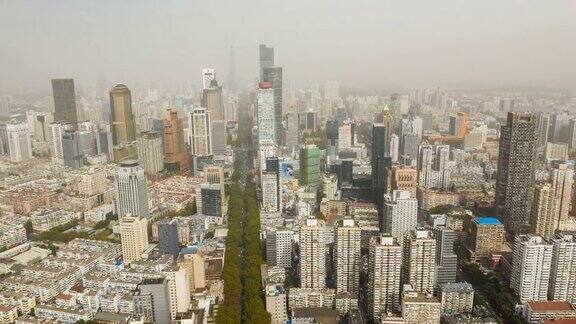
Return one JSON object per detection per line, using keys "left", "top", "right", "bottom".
{"left": 528, "top": 301, "right": 576, "bottom": 312}
{"left": 474, "top": 217, "right": 502, "bottom": 226}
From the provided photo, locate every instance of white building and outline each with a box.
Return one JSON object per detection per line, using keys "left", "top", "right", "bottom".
{"left": 549, "top": 234, "right": 576, "bottom": 303}
{"left": 262, "top": 171, "right": 280, "bottom": 213}
{"left": 115, "top": 160, "right": 149, "bottom": 219}
{"left": 137, "top": 131, "right": 164, "bottom": 176}
{"left": 367, "top": 235, "right": 402, "bottom": 321}
{"left": 266, "top": 228, "right": 292, "bottom": 268}
{"left": 163, "top": 266, "right": 191, "bottom": 319}
{"left": 511, "top": 235, "right": 553, "bottom": 303}
{"left": 390, "top": 134, "right": 399, "bottom": 163}
{"left": 201, "top": 68, "right": 216, "bottom": 90}
{"left": 188, "top": 108, "right": 212, "bottom": 156}
{"left": 335, "top": 217, "right": 361, "bottom": 295}
{"left": 299, "top": 217, "right": 326, "bottom": 289}
{"left": 383, "top": 190, "right": 418, "bottom": 246}
{"left": 7, "top": 123, "right": 32, "bottom": 162}
{"left": 49, "top": 122, "right": 73, "bottom": 164}
{"left": 323, "top": 173, "right": 339, "bottom": 201}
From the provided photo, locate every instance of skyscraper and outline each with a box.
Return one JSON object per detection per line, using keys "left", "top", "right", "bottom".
{"left": 259, "top": 44, "right": 274, "bottom": 81}
{"left": 372, "top": 123, "right": 390, "bottom": 203}
{"left": 201, "top": 68, "right": 216, "bottom": 90}
{"left": 115, "top": 160, "right": 149, "bottom": 219}
{"left": 262, "top": 171, "right": 280, "bottom": 213}
{"left": 299, "top": 217, "right": 326, "bottom": 289}
{"left": 188, "top": 108, "right": 212, "bottom": 157}
{"left": 449, "top": 112, "right": 468, "bottom": 138}
{"left": 496, "top": 112, "right": 537, "bottom": 233}
{"left": 432, "top": 224, "right": 457, "bottom": 289}
{"left": 367, "top": 235, "right": 402, "bottom": 320}
{"left": 120, "top": 214, "right": 148, "bottom": 265}
{"left": 402, "top": 229, "right": 437, "bottom": 294}
{"left": 266, "top": 228, "right": 292, "bottom": 268}
{"left": 257, "top": 82, "right": 276, "bottom": 145}
{"left": 163, "top": 109, "right": 189, "bottom": 173}
{"left": 51, "top": 79, "right": 78, "bottom": 126}
{"left": 109, "top": 84, "right": 137, "bottom": 161}
{"left": 551, "top": 163, "right": 574, "bottom": 231}
{"left": 335, "top": 217, "right": 362, "bottom": 295}
{"left": 158, "top": 219, "right": 180, "bottom": 258}
{"left": 262, "top": 67, "right": 283, "bottom": 145}
{"left": 531, "top": 183, "right": 555, "bottom": 239}
{"left": 511, "top": 235, "right": 552, "bottom": 303}
{"left": 134, "top": 278, "right": 172, "bottom": 324}
{"left": 383, "top": 190, "right": 418, "bottom": 246}
{"left": 49, "top": 122, "right": 73, "bottom": 164}
{"left": 202, "top": 79, "right": 224, "bottom": 121}
{"left": 211, "top": 120, "right": 227, "bottom": 155}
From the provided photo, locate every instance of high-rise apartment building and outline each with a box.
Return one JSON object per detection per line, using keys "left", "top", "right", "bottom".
{"left": 115, "top": 160, "right": 149, "bottom": 219}
{"left": 367, "top": 235, "right": 402, "bottom": 321}
{"left": 402, "top": 229, "right": 437, "bottom": 294}
{"left": 262, "top": 171, "right": 280, "bottom": 212}
{"left": 49, "top": 122, "right": 73, "bottom": 164}
{"left": 388, "top": 165, "right": 418, "bottom": 197}
{"left": 120, "top": 214, "right": 148, "bottom": 264}
{"left": 511, "top": 235, "right": 553, "bottom": 303}
{"left": 432, "top": 224, "right": 457, "bottom": 289}
{"left": 551, "top": 163, "right": 574, "bottom": 231}
{"left": 496, "top": 112, "right": 537, "bottom": 233}
{"left": 383, "top": 190, "right": 418, "bottom": 246}
{"left": 163, "top": 109, "right": 189, "bottom": 173}
{"left": 188, "top": 108, "right": 212, "bottom": 156}
{"left": 257, "top": 82, "right": 276, "bottom": 145}
{"left": 299, "top": 217, "right": 326, "bottom": 289}
{"left": 531, "top": 183, "right": 555, "bottom": 239}
{"left": 335, "top": 217, "right": 362, "bottom": 295}
{"left": 51, "top": 79, "right": 78, "bottom": 126}
{"left": 549, "top": 234, "right": 576, "bottom": 303}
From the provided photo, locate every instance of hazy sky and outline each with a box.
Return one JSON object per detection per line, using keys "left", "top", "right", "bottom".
{"left": 1, "top": 0, "right": 575, "bottom": 93}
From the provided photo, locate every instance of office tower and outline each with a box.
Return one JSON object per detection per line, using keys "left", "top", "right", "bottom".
{"left": 266, "top": 228, "right": 292, "bottom": 268}
{"left": 464, "top": 125, "right": 487, "bottom": 150}
{"left": 537, "top": 113, "right": 550, "bottom": 148}
{"left": 432, "top": 225, "right": 457, "bottom": 288}
{"left": 401, "top": 116, "right": 423, "bottom": 139}
{"left": 134, "top": 278, "right": 172, "bottom": 324}
{"left": 201, "top": 68, "right": 216, "bottom": 90}
{"left": 300, "top": 144, "right": 320, "bottom": 187}
{"left": 51, "top": 79, "right": 78, "bottom": 126}
{"left": 367, "top": 235, "right": 402, "bottom": 320}
{"left": 389, "top": 134, "right": 399, "bottom": 163}
{"left": 204, "top": 164, "right": 225, "bottom": 197}
{"left": 383, "top": 190, "right": 418, "bottom": 246}
{"left": 380, "top": 105, "right": 394, "bottom": 138}
{"left": 158, "top": 219, "right": 180, "bottom": 258}
{"left": 0, "top": 123, "right": 8, "bottom": 155}
{"left": 259, "top": 44, "right": 274, "bottom": 81}
{"left": 211, "top": 120, "right": 227, "bottom": 155}
{"left": 49, "top": 122, "right": 73, "bottom": 164}
{"left": 115, "top": 160, "right": 149, "bottom": 219}
{"left": 304, "top": 111, "right": 318, "bottom": 132}
{"left": 33, "top": 113, "right": 53, "bottom": 142}
{"left": 551, "top": 164, "right": 574, "bottom": 231}
{"left": 326, "top": 120, "right": 339, "bottom": 159}
{"left": 6, "top": 123, "right": 32, "bottom": 162}
{"left": 188, "top": 108, "right": 212, "bottom": 156}
{"left": 338, "top": 120, "right": 354, "bottom": 150}
{"left": 440, "top": 282, "right": 475, "bottom": 314}
{"left": 549, "top": 234, "right": 576, "bottom": 303}
{"left": 202, "top": 79, "right": 224, "bottom": 121}
{"left": 120, "top": 214, "right": 148, "bottom": 264}
{"left": 372, "top": 123, "right": 391, "bottom": 203}
{"left": 389, "top": 165, "right": 418, "bottom": 197}
{"left": 390, "top": 93, "right": 409, "bottom": 124}
{"left": 262, "top": 171, "right": 280, "bottom": 212}
{"left": 468, "top": 217, "right": 505, "bottom": 264}
{"left": 200, "top": 183, "right": 223, "bottom": 217}
{"left": 568, "top": 118, "right": 576, "bottom": 149}
{"left": 257, "top": 82, "right": 276, "bottom": 145}
{"left": 323, "top": 173, "right": 339, "bottom": 200}
{"left": 335, "top": 218, "right": 362, "bottom": 295}
{"left": 137, "top": 131, "right": 164, "bottom": 176}
{"left": 109, "top": 84, "right": 137, "bottom": 161}
{"left": 164, "top": 109, "right": 189, "bottom": 173}
{"left": 496, "top": 112, "right": 537, "bottom": 234}
{"left": 285, "top": 112, "right": 299, "bottom": 148}
{"left": 402, "top": 133, "right": 421, "bottom": 164}
{"left": 163, "top": 267, "right": 191, "bottom": 318}
{"left": 178, "top": 251, "right": 206, "bottom": 292}
{"left": 299, "top": 217, "right": 326, "bottom": 289}
{"left": 532, "top": 183, "right": 555, "bottom": 239}
{"left": 403, "top": 229, "right": 437, "bottom": 294}
{"left": 449, "top": 112, "right": 467, "bottom": 138}
{"left": 511, "top": 235, "right": 553, "bottom": 303}
{"left": 61, "top": 130, "right": 91, "bottom": 168}
{"left": 262, "top": 67, "right": 283, "bottom": 145}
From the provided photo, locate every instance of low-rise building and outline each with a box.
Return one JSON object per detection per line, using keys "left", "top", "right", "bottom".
{"left": 440, "top": 282, "right": 474, "bottom": 314}
{"left": 523, "top": 301, "right": 576, "bottom": 324}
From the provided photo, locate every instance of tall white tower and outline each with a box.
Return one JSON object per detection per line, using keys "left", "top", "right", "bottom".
{"left": 7, "top": 123, "right": 32, "bottom": 162}
{"left": 383, "top": 190, "right": 418, "bottom": 246}
{"left": 116, "top": 160, "right": 149, "bottom": 219}
{"left": 511, "top": 235, "right": 552, "bottom": 303}
{"left": 335, "top": 217, "right": 362, "bottom": 295}
{"left": 402, "top": 229, "right": 437, "bottom": 294}
{"left": 299, "top": 217, "right": 326, "bottom": 289}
